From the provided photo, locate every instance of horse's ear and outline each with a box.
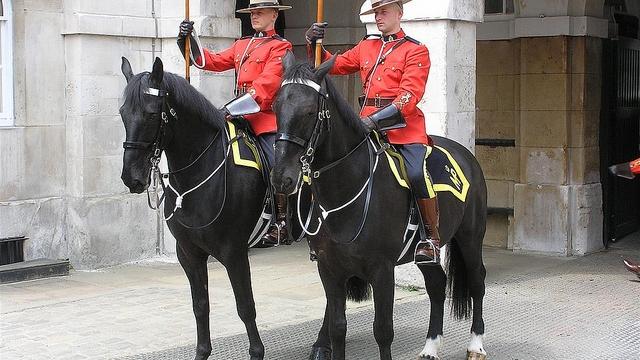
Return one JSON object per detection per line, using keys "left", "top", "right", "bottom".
{"left": 314, "top": 55, "right": 337, "bottom": 82}
{"left": 150, "top": 57, "right": 164, "bottom": 85}
{"left": 121, "top": 57, "right": 134, "bottom": 82}
{"left": 282, "top": 50, "right": 295, "bottom": 72}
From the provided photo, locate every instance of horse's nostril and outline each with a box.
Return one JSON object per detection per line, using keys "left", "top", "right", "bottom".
{"left": 284, "top": 177, "right": 293, "bottom": 187}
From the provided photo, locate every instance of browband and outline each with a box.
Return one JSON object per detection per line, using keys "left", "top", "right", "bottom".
{"left": 281, "top": 78, "right": 323, "bottom": 94}
{"left": 144, "top": 88, "right": 168, "bottom": 97}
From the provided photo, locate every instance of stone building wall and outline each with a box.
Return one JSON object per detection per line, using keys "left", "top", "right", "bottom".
{"left": 0, "top": 0, "right": 239, "bottom": 269}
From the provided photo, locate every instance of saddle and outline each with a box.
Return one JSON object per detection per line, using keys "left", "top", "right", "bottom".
{"left": 371, "top": 134, "right": 471, "bottom": 264}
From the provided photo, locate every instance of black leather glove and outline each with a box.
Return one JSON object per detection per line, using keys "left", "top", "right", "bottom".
{"left": 178, "top": 20, "right": 194, "bottom": 40}
{"left": 305, "top": 22, "right": 328, "bottom": 44}
{"left": 360, "top": 116, "right": 378, "bottom": 133}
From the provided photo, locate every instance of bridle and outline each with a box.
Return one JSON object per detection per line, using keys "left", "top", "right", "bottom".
{"left": 277, "top": 78, "right": 381, "bottom": 243}
{"left": 122, "top": 84, "right": 232, "bottom": 229}
{"left": 122, "top": 87, "right": 176, "bottom": 170}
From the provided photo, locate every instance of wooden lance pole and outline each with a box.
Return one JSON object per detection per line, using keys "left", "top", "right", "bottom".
{"left": 185, "top": 0, "right": 191, "bottom": 82}
{"left": 315, "top": 0, "right": 325, "bottom": 67}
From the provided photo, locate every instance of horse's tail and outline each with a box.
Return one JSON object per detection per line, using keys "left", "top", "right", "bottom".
{"left": 447, "top": 238, "right": 472, "bottom": 320}
{"left": 346, "top": 276, "right": 372, "bottom": 302}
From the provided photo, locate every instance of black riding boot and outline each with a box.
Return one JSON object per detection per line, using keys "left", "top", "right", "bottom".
{"left": 260, "top": 193, "right": 289, "bottom": 246}
{"left": 415, "top": 197, "right": 441, "bottom": 265}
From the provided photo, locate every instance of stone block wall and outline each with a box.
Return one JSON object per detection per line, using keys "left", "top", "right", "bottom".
{"left": 476, "top": 35, "right": 603, "bottom": 255}
{"left": 1, "top": 0, "right": 240, "bottom": 269}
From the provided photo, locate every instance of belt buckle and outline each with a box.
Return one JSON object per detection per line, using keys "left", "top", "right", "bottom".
{"left": 374, "top": 96, "right": 382, "bottom": 108}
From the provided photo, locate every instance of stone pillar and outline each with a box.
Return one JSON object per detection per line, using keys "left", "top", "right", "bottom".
{"left": 60, "top": 0, "right": 239, "bottom": 267}
{"left": 360, "top": 1, "right": 484, "bottom": 152}
{"left": 513, "top": 36, "right": 603, "bottom": 256}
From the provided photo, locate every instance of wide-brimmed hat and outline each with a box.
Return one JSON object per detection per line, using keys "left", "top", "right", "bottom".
{"left": 237, "top": 0, "right": 292, "bottom": 13}
{"left": 360, "top": 0, "right": 413, "bottom": 16}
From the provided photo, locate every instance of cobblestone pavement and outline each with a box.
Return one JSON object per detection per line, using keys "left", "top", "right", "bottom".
{"left": 2, "top": 236, "right": 639, "bottom": 360}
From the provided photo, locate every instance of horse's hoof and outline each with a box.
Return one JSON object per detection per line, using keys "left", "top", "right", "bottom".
{"left": 309, "top": 346, "right": 332, "bottom": 360}
{"left": 417, "top": 355, "right": 439, "bottom": 360}
{"left": 467, "top": 351, "right": 487, "bottom": 360}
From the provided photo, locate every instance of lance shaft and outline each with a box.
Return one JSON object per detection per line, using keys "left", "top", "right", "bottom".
{"left": 315, "top": 0, "right": 324, "bottom": 67}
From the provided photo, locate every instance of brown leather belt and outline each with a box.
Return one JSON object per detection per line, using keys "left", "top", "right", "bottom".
{"left": 359, "top": 96, "right": 395, "bottom": 108}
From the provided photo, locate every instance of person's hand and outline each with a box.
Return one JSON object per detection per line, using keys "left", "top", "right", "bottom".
{"left": 360, "top": 116, "right": 377, "bottom": 133}
{"left": 305, "top": 22, "right": 328, "bottom": 44}
{"left": 178, "top": 20, "right": 194, "bottom": 39}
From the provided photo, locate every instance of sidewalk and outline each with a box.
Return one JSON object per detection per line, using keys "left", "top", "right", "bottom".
{"left": 2, "top": 236, "right": 639, "bottom": 360}
{"left": 0, "top": 243, "right": 419, "bottom": 360}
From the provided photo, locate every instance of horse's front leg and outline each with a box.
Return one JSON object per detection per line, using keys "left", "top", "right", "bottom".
{"left": 177, "top": 241, "right": 212, "bottom": 360}
{"left": 225, "top": 250, "right": 265, "bottom": 360}
{"left": 310, "top": 302, "right": 332, "bottom": 360}
{"left": 318, "top": 262, "right": 348, "bottom": 360}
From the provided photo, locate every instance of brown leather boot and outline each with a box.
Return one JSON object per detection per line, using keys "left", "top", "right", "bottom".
{"left": 415, "top": 197, "right": 441, "bottom": 265}
{"left": 623, "top": 258, "right": 640, "bottom": 279}
{"left": 260, "top": 193, "right": 289, "bottom": 246}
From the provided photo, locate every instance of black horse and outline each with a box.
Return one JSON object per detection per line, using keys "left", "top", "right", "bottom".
{"left": 271, "top": 53, "right": 488, "bottom": 360}
{"left": 119, "top": 57, "right": 267, "bottom": 360}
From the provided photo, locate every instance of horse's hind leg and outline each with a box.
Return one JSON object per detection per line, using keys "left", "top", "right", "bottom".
{"left": 371, "top": 266, "right": 395, "bottom": 360}
{"left": 225, "top": 251, "right": 265, "bottom": 360}
{"left": 461, "top": 245, "right": 487, "bottom": 359}
{"left": 176, "top": 241, "right": 212, "bottom": 360}
{"left": 417, "top": 265, "right": 447, "bottom": 360}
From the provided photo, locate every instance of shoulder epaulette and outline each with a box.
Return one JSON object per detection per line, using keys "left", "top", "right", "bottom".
{"left": 405, "top": 36, "right": 422, "bottom": 45}
{"left": 363, "top": 34, "right": 382, "bottom": 40}
{"left": 240, "top": 35, "right": 252, "bottom": 40}
{"left": 271, "top": 34, "right": 286, "bottom": 41}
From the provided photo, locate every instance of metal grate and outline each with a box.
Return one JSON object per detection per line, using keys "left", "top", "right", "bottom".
{"left": 0, "top": 236, "right": 26, "bottom": 266}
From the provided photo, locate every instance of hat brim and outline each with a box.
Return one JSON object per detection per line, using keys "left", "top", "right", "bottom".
{"left": 237, "top": 5, "right": 292, "bottom": 13}
{"left": 360, "top": 0, "right": 412, "bottom": 16}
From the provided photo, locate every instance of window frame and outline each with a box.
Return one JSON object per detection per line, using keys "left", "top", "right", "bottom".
{"left": 484, "top": 0, "right": 515, "bottom": 17}
{"left": 0, "top": 0, "right": 14, "bottom": 127}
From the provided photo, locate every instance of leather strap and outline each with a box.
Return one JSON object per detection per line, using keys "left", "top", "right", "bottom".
{"left": 363, "top": 97, "right": 394, "bottom": 108}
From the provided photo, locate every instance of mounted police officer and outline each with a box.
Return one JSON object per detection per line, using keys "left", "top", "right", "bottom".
{"left": 305, "top": 0, "right": 442, "bottom": 265}
{"left": 178, "top": 0, "right": 293, "bottom": 247}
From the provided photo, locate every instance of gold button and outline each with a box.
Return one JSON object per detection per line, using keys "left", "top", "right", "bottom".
{"left": 377, "top": 77, "right": 382, "bottom": 81}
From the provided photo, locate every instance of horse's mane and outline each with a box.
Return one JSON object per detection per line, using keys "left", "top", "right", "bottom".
{"left": 123, "top": 71, "right": 225, "bottom": 131}
{"left": 283, "top": 62, "right": 367, "bottom": 137}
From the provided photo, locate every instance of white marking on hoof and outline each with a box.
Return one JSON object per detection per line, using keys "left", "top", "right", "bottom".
{"left": 467, "top": 332, "right": 486, "bottom": 355}
{"left": 418, "top": 335, "right": 442, "bottom": 359}
{"left": 440, "top": 244, "right": 448, "bottom": 271}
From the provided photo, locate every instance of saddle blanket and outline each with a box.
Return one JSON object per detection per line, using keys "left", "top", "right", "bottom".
{"left": 384, "top": 144, "right": 471, "bottom": 203}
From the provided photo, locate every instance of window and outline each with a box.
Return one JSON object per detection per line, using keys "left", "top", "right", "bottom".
{"left": 485, "top": 0, "right": 515, "bottom": 15}
{"left": 0, "top": 0, "right": 13, "bottom": 126}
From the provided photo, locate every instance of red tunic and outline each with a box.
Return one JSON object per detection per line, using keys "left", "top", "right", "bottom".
{"left": 315, "top": 29, "right": 431, "bottom": 145}
{"left": 195, "top": 30, "right": 292, "bottom": 136}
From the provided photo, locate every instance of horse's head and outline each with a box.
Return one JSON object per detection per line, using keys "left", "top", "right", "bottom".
{"left": 272, "top": 52, "right": 336, "bottom": 194}
{"left": 119, "top": 57, "right": 168, "bottom": 194}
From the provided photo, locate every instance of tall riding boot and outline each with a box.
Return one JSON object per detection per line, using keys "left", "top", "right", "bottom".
{"left": 415, "top": 197, "right": 441, "bottom": 265}
{"left": 260, "top": 193, "right": 289, "bottom": 246}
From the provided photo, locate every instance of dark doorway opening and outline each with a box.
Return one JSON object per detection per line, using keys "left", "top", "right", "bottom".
{"left": 601, "top": 37, "right": 640, "bottom": 244}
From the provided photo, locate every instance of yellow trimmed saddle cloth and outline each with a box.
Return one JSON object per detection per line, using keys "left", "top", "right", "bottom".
{"left": 383, "top": 142, "right": 471, "bottom": 203}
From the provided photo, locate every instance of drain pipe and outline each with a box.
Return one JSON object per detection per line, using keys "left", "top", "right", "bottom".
{"left": 151, "top": 0, "right": 164, "bottom": 255}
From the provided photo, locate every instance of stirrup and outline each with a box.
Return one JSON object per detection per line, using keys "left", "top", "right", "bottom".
{"left": 414, "top": 239, "right": 439, "bottom": 265}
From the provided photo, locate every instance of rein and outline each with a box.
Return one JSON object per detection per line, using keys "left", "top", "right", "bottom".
{"left": 278, "top": 78, "right": 380, "bottom": 243}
